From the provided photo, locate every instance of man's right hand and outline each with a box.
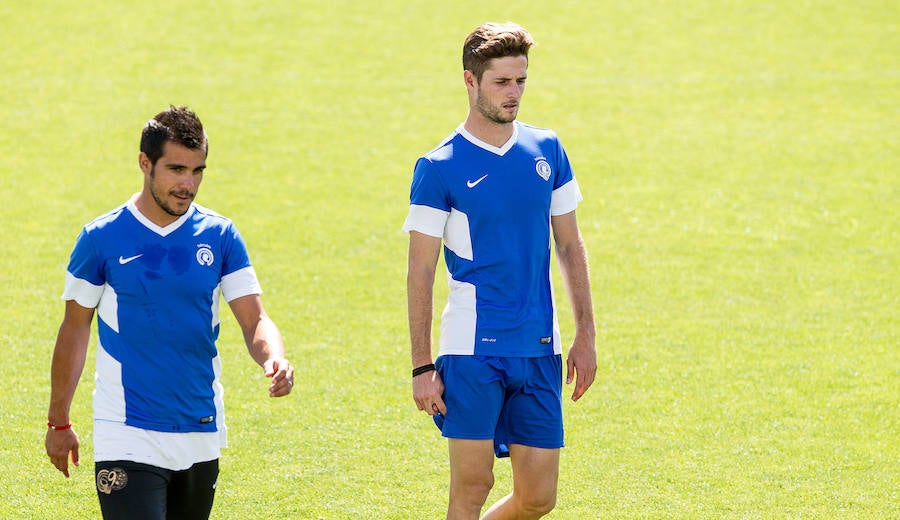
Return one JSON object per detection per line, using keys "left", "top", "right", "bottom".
{"left": 413, "top": 369, "right": 446, "bottom": 416}
{"left": 46, "top": 427, "right": 80, "bottom": 478}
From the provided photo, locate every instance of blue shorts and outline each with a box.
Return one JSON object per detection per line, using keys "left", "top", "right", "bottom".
{"left": 433, "top": 354, "right": 564, "bottom": 458}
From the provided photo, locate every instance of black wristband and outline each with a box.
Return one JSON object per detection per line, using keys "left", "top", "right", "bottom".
{"left": 412, "top": 363, "right": 436, "bottom": 377}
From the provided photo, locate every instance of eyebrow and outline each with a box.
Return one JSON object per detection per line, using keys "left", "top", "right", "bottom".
{"left": 164, "top": 162, "right": 206, "bottom": 171}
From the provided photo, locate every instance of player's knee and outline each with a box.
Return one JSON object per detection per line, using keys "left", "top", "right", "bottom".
{"left": 518, "top": 489, "right": 556, "bottom": 516}
{"left": 469, "top": 473, "right": 495, "bottom": 501}
{"left": 451, "top": 470, "right": 494, "bottom": 505}
{"left": 534, "top": 496, "right": 557, "bottom": 516}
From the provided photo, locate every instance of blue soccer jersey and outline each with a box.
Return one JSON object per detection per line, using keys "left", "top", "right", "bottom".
{"left": 403, "top": 122, "right": 583, "bottom": 357}
{"left": 63, "top": 196, "right": 261, "bottom": 438}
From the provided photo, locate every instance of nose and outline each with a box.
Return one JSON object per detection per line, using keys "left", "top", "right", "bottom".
{"left": 177, "top": 171, "right": 198, "bottom": 191}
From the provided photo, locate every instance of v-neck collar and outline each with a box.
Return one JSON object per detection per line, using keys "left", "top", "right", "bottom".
{"left": 126, "top": 193, "right": 194, "bottom": 237}
{"left": 457, "top": 122, "right": 519, "bottom": 156}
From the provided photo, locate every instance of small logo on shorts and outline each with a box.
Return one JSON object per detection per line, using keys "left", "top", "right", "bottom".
{"left": 97, "top": 467, "right": 129, "bottom": 494}
{"left": 540, "top": 336, "right": 552, "bottom": 344}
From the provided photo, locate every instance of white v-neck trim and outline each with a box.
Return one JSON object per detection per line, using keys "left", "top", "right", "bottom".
{"left": 457, "top": 122, "right": 519, "bottom": 156}
{"left": 126, "top": 193, "right": 194, "bottom": 237}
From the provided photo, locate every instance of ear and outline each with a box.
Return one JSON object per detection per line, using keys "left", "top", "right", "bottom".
{"left": 138, "top": 152, "right": 152, "bottom": 175}
{"left": 463, "top": 70, "right": 477, "bottom": 90}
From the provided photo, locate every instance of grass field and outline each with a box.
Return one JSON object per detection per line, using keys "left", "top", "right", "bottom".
{"left": 0, "top": 0, "right": 896, "bottom": 518}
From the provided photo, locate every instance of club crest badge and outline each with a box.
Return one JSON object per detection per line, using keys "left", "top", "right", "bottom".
{"left": 97, "top": 467, "right": 128, "bottom": 494}
{"left": 535, "top": 159, "right": 551, "bottom": 181}
{"left": 196, "top": 244, "right": 214, "bottom": 266}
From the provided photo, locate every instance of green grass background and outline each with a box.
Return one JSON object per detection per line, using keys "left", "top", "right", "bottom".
{"left": 1, "top": 0, "right": 896, "bottom": 518}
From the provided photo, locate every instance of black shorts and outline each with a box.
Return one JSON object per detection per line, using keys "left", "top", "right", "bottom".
{"left": 95, "top": 459, "right": 219, "bottom": 520}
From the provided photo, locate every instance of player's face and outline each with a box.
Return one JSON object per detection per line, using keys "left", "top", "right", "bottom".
{"left": 473, "top": 55, "right": 528, "bottom": 124}
{"left": 141, "top": 141, "right": 206, "bottom": 222}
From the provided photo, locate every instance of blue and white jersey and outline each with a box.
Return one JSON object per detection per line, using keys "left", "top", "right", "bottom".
{"left": 403, "top": 122, "right": 583, "bottom": 357}
{"left": 63, "top": 195, "right": 261, "bottom": 468}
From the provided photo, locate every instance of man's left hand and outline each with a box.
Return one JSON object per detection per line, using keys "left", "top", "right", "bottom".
{"left": 566, "top": 336, "right": 597, "bottom": 401}
{"left": 264, "top": 358, "right": 294, "bottom": 397}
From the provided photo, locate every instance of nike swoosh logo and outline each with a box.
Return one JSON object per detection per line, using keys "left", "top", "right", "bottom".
{"left": 118, "top": 254, "right": 143, "bottom": 265}
{"left": 467, "top": 174, "right": 489, "bottom": 188}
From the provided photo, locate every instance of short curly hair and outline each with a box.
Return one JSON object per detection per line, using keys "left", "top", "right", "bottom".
{"left": 462, "top": 22, "right": 535, "bottom": 81}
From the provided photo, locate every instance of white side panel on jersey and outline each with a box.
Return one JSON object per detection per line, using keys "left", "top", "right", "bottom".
{"left": 210, "top": 285, "right": 222, "bottom": 328}
{"left": 96, "top": 283, "right": 119, "bottom": 333}
{"left": 212, "top": 354, "right": 228, "bottom": 448}
{"left": 439, "top": 273, "right": 477, "bottom": 355}
{"left": 548, "top": 269, "right": 563, "bottom": 355}
{"left": 93, "top": 342, "right": 126, "bottom": 422}
{"left": 402, "top": 204, "right": 449, "bottom": 238}
{"left": 444, "top": 208, "right": 473, "bottom": 261}
{"left": 550, "top": 179, "right": 584, "bottom": 216}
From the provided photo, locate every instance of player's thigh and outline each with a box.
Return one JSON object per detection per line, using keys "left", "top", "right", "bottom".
{"left": 95, "top": 461, "right": 169, "bottom": 520}
{"left": 448, "top": 438, "right": 496, "bottom": 489}
{"left": 507, "top": 444, "right": 560, "bottom": 500}
{"left": 166, "top": 459, "right": 219, "bottom": 520}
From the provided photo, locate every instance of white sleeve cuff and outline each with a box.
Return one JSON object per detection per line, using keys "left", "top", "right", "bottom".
{"left": 402, "top": 204, "right": 449, "bottom": 237}
{"left": 62, "top": 272, "right": 104, "bottom": 308}
{"left": 221, "top": 266, "right": 262, "bottom": 302}
{"left": 550, "top": 179, "right": 583, "bottom": 216}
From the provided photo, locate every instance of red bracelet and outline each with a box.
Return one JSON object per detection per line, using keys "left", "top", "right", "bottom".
{"left": 47, "top": 421, "right": 72, "bottom": 431}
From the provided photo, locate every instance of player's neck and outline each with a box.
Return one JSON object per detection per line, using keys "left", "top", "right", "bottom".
{"left": 133, "top": 191, "right": 180, "bottom": 228}
{"left": 463, "top": 113, "right": 515, "bottom": 148}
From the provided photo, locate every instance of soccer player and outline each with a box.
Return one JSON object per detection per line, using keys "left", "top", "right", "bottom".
{"left": 404, "top": 22, "right": 597, "bottom": 519}
{"left": 45, "top": 106, "right": 295, "bottom": 519}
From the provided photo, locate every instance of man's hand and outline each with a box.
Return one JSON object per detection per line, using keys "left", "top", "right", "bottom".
{"left": 413, "top": 369, "right": 446, "bottom": 416}
{"left": 46, "top": 427, "right": 80, "bottom": 478}
{"left": 264, "top": 357, "right": 294, "bottom": 397}
{"left": 565, "top": 336, "right": 597, "bottom": 401}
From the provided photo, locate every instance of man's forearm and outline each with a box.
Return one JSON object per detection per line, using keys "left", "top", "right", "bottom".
{"left": 408, "top": 272, "right": 435, "bottom": 367}
{"left": 557, "top": 236, "right": 596, "bottom": 338}
{"left": 47, "top": 321, "right": 91, "bottom": 425}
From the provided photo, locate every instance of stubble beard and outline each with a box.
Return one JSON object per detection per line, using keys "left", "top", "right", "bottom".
{"left": 475, "top": 91, "right": 518, "bottom": 125}
{"left": 149, "top": 166, "right": 193, "bottom": 218}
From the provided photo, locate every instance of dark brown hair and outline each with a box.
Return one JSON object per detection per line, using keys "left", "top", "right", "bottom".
{"left": 140, "top": 105, "right": 207, "bottom": 165}
{"left": 462, "top": 22, "right": 535, "bottom": 81}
